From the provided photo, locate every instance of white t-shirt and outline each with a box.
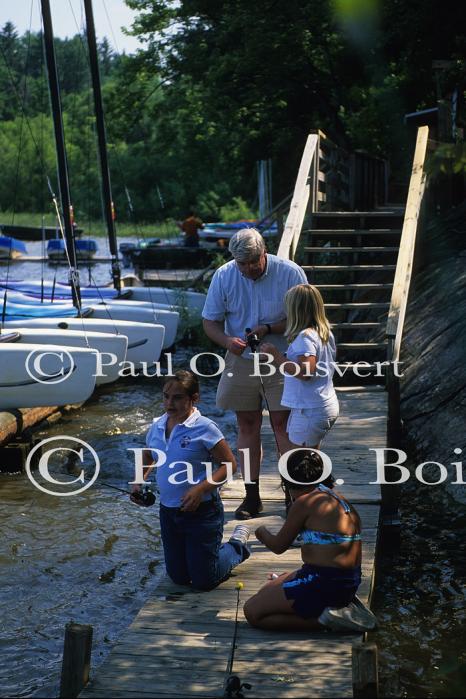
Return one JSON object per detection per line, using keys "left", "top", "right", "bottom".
{"left": 281, "top": 329, "right": 338, "bottom": 408}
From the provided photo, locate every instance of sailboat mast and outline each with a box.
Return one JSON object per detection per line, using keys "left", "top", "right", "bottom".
{"left": 40, "top": 0, "right": 81, "bottom": 309}
{"left": 84, "top": 0, "right": 121, "bottom": 293}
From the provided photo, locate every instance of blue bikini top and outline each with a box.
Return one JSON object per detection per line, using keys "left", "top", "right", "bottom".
{"left": 299, "top": 484, "right": 361, "bottom": 545}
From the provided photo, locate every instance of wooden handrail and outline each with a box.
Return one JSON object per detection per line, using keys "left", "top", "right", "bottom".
{"left": 386, "top": 126, "right": 429, "bottom": 360}
{"left": 385, "top": 125, "right": 429, "bottom": 477}
{"left": 277, "top": 133, "right": 319, "bottom": 260}
{"left": 257, "top": 192, "right": 292, "bottom": 229}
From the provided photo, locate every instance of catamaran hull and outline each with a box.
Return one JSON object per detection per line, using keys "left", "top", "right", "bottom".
{"left": 3, "top": 328, "right": 128, "bottom": 385}
{"left": 88, "top": 302, "right": 178, "bottom": 348}
{"left": 92, "top": 300, "right": 180, "bottom": 349}
{"left": 120, "top": 286, "right": 206, "bottom": 315}
{"left": 3, "top": 318, "right": 165, "bottom": 368}
{"left": 0, "top": 343, "right": 98, "bottom": 409}
{"left": 0, "top": 284, "right": 187, "bottom": 341}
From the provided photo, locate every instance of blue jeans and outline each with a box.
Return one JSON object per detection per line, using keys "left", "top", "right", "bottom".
{"left": 159, "top": 497, "right": 249, "bottom": 591}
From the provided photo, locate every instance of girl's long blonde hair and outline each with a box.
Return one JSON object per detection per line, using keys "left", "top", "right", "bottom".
{"left": 284, "top": 284, "right": 331, "bottom": 344}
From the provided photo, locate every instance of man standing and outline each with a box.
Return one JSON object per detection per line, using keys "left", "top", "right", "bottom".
{"left": 202, "top": 228, "right": 308, "bottom": 518}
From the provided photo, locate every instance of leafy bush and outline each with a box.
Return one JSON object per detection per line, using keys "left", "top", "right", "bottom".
{"left": 219, "top": 196, "right": 257, "bottom": 222}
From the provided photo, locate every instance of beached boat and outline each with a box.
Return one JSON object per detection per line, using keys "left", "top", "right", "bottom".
{"left": 47, "top": 238, "right": 98, "bottom": 261}
{"left": 200, "top": 220, "right": 278, "bottom": 243}
{"left": 5, "top": 327, "right": 128, "bottom": 385}
{"left": 2, "top": 279, "right": 204, "bottom": 321}
{"left": 120, "top": 236, "right": 228, "bottom": 270}
{"left": 0, "top": 288, "right": 178, "bottom": 348}
{"left": 0, "top": 236, "right": 28, "bottom": 259}
{"left": 0, "top": 280, "right": 203, "bottom": 337}
{"left": 0, "top": 332, "right": 98, "bottom": 409}
{"left": 0, "top": 297, "right": 89, "bottom": 320}
{"left": 0, "top": 223, "right": 83, "bottom": 240}
{"left": 3, "top": 317, "right": 165, "bottom": 369}
{"left": 0, "top": 279, "right": 120, "bottom": 300}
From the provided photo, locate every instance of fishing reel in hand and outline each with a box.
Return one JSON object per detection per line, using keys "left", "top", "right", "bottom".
{"left": 245, "top": 327, "right": 260, "bottom": 352}
{"left": 130, "top": 485, "right": 156, "bottom": 507}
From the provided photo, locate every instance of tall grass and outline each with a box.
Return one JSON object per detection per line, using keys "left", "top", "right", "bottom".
{"left": 0, "top": 212, "right": 180, "bottom": 239}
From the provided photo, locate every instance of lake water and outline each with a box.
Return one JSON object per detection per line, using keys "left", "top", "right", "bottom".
{"left": 0, "top": 245, "right": 464, "bottom": 697}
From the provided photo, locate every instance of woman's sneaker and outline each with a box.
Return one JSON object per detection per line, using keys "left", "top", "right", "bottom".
{"left": 318, "top": 596, "right": 377, "bottom": 632}
{"left": 229, "top": 524, "right": 251, "bottom": 547}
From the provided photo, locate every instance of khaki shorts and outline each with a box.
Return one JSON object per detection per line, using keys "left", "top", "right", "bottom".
{"left": 216, "top": 352, "right": 286, "bottom": 412}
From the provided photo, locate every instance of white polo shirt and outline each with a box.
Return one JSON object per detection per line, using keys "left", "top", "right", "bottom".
{"left": 202, "top": 254, "right": 307, "bottom": 358}
{"left": 145, "top": 408, "right": 224, "bottom": 507}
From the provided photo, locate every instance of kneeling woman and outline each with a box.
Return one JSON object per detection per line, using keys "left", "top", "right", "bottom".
{"left": 138, "top": 370, "right": 250, "bottom": 591}
{"left": 244, "top": 450, "right": 361, "bottom": 630}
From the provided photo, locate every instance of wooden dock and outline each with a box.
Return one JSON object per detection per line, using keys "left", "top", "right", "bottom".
{"left": 80, "top": 387, "right": 384, "bottom": 698}
{"left": 7, "top": 255, "right": 116, "bottom": 264}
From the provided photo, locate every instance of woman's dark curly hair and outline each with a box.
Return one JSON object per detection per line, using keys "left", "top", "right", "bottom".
{"left": 282, "top": 449, "right": 335, "bottom": 490}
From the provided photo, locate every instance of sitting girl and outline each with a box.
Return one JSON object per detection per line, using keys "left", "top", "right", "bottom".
{"left": 243, "top": 449, "right": 362, "bottom": 630}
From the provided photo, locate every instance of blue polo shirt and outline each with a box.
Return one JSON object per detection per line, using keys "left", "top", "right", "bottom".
{"left": 145, "top": 408, "right": 225, "bottom": 507}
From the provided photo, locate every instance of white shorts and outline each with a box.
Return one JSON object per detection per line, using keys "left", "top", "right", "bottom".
{"left": 287, "top": 405, "right": 339, "bottom": 446}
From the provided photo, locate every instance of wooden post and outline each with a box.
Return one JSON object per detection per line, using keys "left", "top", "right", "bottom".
{"left": 352, "top": 641, "right": 379, "bottom": 698}
{"left": 381, "top": 340, "right": 402, "bottom": 529}
{"left": 59, "top": 623, "right": 93, "bottom": 698}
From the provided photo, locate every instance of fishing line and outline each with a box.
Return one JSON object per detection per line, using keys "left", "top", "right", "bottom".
{"left": 245, "top": 327, "right": 292, "bottom": 509}
{"left": 245, "top": 328, "right": 281, "bottom": 456}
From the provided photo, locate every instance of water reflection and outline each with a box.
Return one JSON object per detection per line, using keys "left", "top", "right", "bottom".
{"left": 374, "top": 482, "right": 466, "bottom": 697}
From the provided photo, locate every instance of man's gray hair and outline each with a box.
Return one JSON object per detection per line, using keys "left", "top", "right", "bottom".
{"left": 228, "top": 228, "right": 266, "bottom": 261}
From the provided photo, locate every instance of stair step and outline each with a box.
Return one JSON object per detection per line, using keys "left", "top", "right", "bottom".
{"left": 316, "top": 283, "right": 393, "bottom": 290}
{"left": 304, "top": 246, "right": 399, "bottom": 252}
{"left": 335, "top": 361, "right": 388, "bottom": 368}
{"left": 326, "top": 302, "right": 390, "bottom": 309}
{"left": 304, "top": 228, "right": 402, "bottom": 235}
{"left": 333, "top": 362, "right": 388, "bottom": 384}
{"left": 302, "top": 228, "right": 401, "bottom": 237}
{"left": 312, "top": 211, "right": 404, "bottom": 217}
{"left": 335, "top": 385, "right": 386, "bottom": 393}
{"left": 304, "top": 265, "right": 396, "bottom": 271}
{"left": 332, "top": 322, "right": 383, "bottom": 329}
{"left": 337, "top": 342, "right": 387, "bottom": 349}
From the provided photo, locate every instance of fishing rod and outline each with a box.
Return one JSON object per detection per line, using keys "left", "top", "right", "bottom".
{"left": 64, "top": 451, "right": 155, "bottom": 506}
{"left": 245, "top": 327, "right": 291, "bottom": 510}
{"left": 223, "top": 582, "right": 252, "bottom": 698}
{"left": 101, "top": 481, "right": 156, "bottom": 507}
{"left": 245, "top": 327, "right": 281, "bottom": 455}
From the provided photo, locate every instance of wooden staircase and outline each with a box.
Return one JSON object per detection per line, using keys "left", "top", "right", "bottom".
{"left": 301, "top": 209, "right": 405, "bottom": 385}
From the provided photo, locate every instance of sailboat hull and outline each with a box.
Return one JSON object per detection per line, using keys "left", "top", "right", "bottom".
{"left": 0, "top": 343, "right": 98, "bottom": 409}
{"left": 5, "top": 328, "right": 128, "bottom": 385}
{"left": 4, "top": 318, "right": 165, "bottom": 368}
{"left": 88, "top": 302, "right": 178, "bottom": 347}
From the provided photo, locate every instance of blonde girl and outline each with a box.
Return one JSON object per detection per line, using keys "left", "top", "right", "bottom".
{"left": 261, "top": 284, "right": 339, "bottom": 448}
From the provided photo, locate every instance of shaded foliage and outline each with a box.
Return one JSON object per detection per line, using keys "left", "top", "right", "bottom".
{"left": 0, "top": 3, "right": 464, "bottom": 222}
